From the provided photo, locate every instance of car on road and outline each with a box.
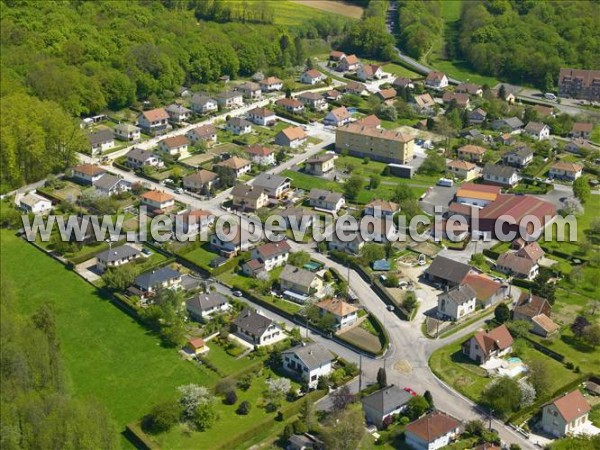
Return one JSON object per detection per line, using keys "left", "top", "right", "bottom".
{"left": 544, "top": 93, "right": 557, "bottom": 101}
{"left": 403, "top": 387, "right": 417, "bottom": 396}
{"left": 232, "top": 290, "right": 243, "bottom": 297}
{"left": 141, "top": 248, "right": 151, "bottom": 256}
{"left": 175, "top": 188, "right": 184, "bottom": 194}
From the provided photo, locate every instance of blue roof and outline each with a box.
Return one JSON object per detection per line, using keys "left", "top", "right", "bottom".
{"left": 372, "top": 259, "right": 391, "bottom": 271}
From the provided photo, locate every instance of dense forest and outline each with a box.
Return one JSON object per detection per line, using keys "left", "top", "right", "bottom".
{"left": 396, "top": 1, "right": 443, "bottom": 60}
{"left": 0, "top": 277, "right": 119, "bottom": 449}
{"left": 458, "top": 1, "right": 600, "bottom": 89}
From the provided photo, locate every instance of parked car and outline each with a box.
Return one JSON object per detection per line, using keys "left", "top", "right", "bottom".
{"left": 403, "top": 387, "right": 417, "bottom": 396}
{"left": 232, "top": 290, "right": 243, "bottom": 297}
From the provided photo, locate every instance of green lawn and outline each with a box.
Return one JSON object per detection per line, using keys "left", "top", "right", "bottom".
{"left": 180, "top": 243, "right": 221, "bottom": 271}
{"left": 381, "top": 62, "right": 420, "bottom": 79}
{"left": 270, "top": 0, "right": 337, "bottom": 26}
{"left": 0, "top": 231, "right": 216, "bottom": 431}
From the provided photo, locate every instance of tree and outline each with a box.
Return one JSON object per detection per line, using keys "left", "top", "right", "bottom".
{"left": 369, "top": 174, "right": 381, "bottom": 189}
{"left": 265, "top": 377, "right": 291, "bottom": 408}
{"left": 375, "top": 103, "right": 397, "bottom": 121}
{"left": 392, "top": 184, "right": 415, "bottom": 203}
{"left": 237, "top": 400, "right": 251, "bottom": 415}
{"left": 582, "top": 324, "right": 600, "bottom": 347}
{"left": 464, "top": 419, "right": 485, "bottom": 437}
{"left": 494, "top": 303, "right": 510, "bottom": 323}
{"left": 361, "top": 243, "right": 385, "bottom": 264}
{"left": 573, "top": 177, "right": 591, "bottom": 204}
{"left": 102, "top": 264, "right": 137, "bottom": 291}
{"left": 331, "top": 385, "right": 355, "bottom": 412}
{"left": 507, "top": 320, "right": 532, "bottom": 338}
{"left": 298, "top": 398, "right": 316, "bottom": 431}
{"left": 519, "top": 379, "right": 536, "bottom": 407}
{"left": 572, "top": 315, "right": 591, "bottom": 338}
{"left": 377, "top": 367, "right": 387, "bottom": 388}
{"left": 528, "top": 359, "right": 551, "bottom": 395}
{"left": 192, "top": 400, "right": 218, "bottom": 431}
{"left": 321, "top": 405, "right": 366, "bottom": 450}
{"left": 498, "top": 85, "right": 507, "bottom": 100}
{"left": 418, "top": 151, "right": 446, "bottom": 175}
{"left": 144, "top": 400, "right": 181, "bottom": 434}
{"left": 480, "top": 376, "right": 522, "bottom": 417}
{"left": 288, "top": 251, "right": 310, "bottom": 267}
{"left": 224, "top": 390, "right": 238, "bottom": 405}
{"left": 531, "top": 270, "right": 556, "bottom": 304}
{"left": 587, "top": 300, "right": 600, "bottom": 316}
{"left": 282, "top": 423, "right": 294, "bottom": 441}
{"left": 343, "top": 174, "right": 363, "bottom": 201}
{"left": 178, "top": 384, "right": 212, "bottom": 421}
{"left": 402, "top": 290, "right": 418, "bottom": 311}
{"left": 423, "top": 390, "right": 434, "bottom": 409}
{"left": 407, "top": 395, "right": 430, "bottom": 420}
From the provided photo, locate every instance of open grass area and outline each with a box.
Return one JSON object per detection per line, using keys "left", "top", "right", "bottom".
{"left": 381, "top": 63, "right": 421, "bottom": 79}
{"left": 291, "top": 0, "right": 363, "bottom": 19}
{"left": 0, "top": 231, "right": 215, "bottom": 432}
{"left": 180, "top": 243, "right": 221, "bottom": 271}
{"left": 340, "top": 325, "right": 382, "bottom": 354}
{"left": 270, "top": 0, "right": 341, "bottom": 26}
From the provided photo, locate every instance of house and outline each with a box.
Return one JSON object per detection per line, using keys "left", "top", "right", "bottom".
{"left": 230, "top": 184, "right": 269, "bottom": 211}
{"left": 524, "top": 122, "right": 550, "bottom": 141}
{"left": 491, "top": 117, "right": 524, "bottom": 133}
{"left": 305, "top": 153, "right": 336, "bottom": 175}
{"left": 338, "top": 54, "right": 360, "bottom": 72}
{"left": 377, "top": 88, "right": 397, "bottom": 104}
{"left": 571, "top": 122, "right": 594, "bottom": 139}
{"left": 215, "top": 156, "right": 252, "bottom": 178}
{"left": 457, "top": 145, "right": 486, "bottom": 163}
{"left": 491, "top": 85, "right": 517, "bottom": 103}
{"left": 502, "top": 146, "right": 534, "bottom": 168}
{"left": 280, "top": 265, "right": 324, "bottom": 302}
{"left": 233, "top": 308, "right": 283, "bottom": 346}
{"left": 482, "top": 164, "right": 519, "bottom": 187}
{"left": 437, "top": 284, "right": 477, "bottom": 321}
{"left": 276, "top": 98, "right": 305, "bottom": 114}
{"left": 517, "top": 241, "right": 545, "bottom": 263}
{"left": 125, "top": 148, "right": 162, "bottom": 170}
{"left": 541, "top": 390, "right": 592, "bottom": 437}
{"left": 95, "top": 244, "right": 141, "bottom": 273}
{"left": 186, "top": 292, "right": 230, "bottom": 322}
{"left": 93, "top": 173, "right": 131, "bottom": 196}
{"left": 185, "top": 338, "right": 208, "bottom": 356}
{"left": 462, "top": 324, "right": 513, "bottom": 364}
{"left": 140, "top": 191, "right": 175, "bottom": 213}
{"left": 456, "top": 83, "right": 482, "bottom": 96}
{"left": 183, "top": 170, "right": 219, "bottom": 194}
{"left": 325, "top": 89, "right": 343, "bottom": 102}
{"left": 259, "top": 76, "right": 283, "bottom": 92}
{"left": 225, "top": 117, "right": 252, "bottom": 135}
{"left": 88, "top": 129, "right": 115, "bottom": 154}
{"left": 461, "top": 273, "right": 507, "bottom": 308}
{"left": 323, "top": 106, "right": 351, "bottom": 127}
{"left": 426, "top": 256, "right": 472, "bottom": 287}
{"left": 357, "top": 64, "right": 384, "bottom": 81}
{"left": 174, "top": 209, "right": 214, "bottom": 236}
{"left": 246, "top": 107, "right": 276, "bottom": 126}
{"left": 308, "top": 189, "right": 345, "bottom": 213}
{"left": 19, "top": 192, "right": 52, "bottom": 214}
{"left": 393, "top": 77, "right": 415, "bottom": 90}
{"left": 425, "top": 71, "right": 449, "bottom": 90}
{"left": 245, "top": 145, "right": 275, "bottom": 166}
{"left": 275, "top": 126, "right": 307, "bottom": 148}
{"left": 335, "top": 123, "right": 415, "bottom": 164}
{"left": 316, "top": 298, "right": 359, "bottom": 329}
{"left": 328, "top": 230, "right": 365, "bottom": 254}
{"left": 298, "top": 92, "right": 327, "bottom": 111}
{"left": 361, "top": 385, "right": 413, "bottom": 428}
{"left": 558, "top": 68, "right": 600, "bottom": 101}
{"left": 72, "top": 164, "right": 105, "bottom": 185}
{"left": 565, "top": 138, "right": 595, "bottom": 155}
{"left": 186, "top": 124, "right": 217, "bottom": 146}
{"left": 113, "top": 123, "right": 141, "bottom": 142}
{"left": 253, "top": 173, "right": 291, "bottom": 199}
{"left": 300, "top": 69, "right": 324, "bottom": 85}
{"left": 133, "top": 267, "right": 182, "bottom": 295}
{"left": 468, "top": 108, "right": 487, "bottom": 125}
{"left": 364, "top": 199, "right": 399, "bottom": 218}
{"left": 190, "top": 94, "right": 218, "bottom": 114}
{"left": 412, "top": 93, "right": 436, "bottom": 115}
{"left": 282, "top": 343, "right": 333, "bottom": 389}
{"left": 442, "top": 92, "right": 470, "bottom": 109}
{"left": 354, "top": 114, "right": 381, "bottom": 128}
{"left": 455, "top": 183, "right": 501, "bottom": 208}
{"left": 210, "top": 225, "right": 250, "bottom": 256}
{"left": 446, "top": 160, "right": 479, "bottom": 181}
{"left": 360, "top": 217, "right": 398, "bottom": 243}
{"left": 405, "top": 411, "right": 460, "bottom": 450}
{"left": 244, "top": 240, "right": 291, "bottom": 275}
{"left": 496, "top": 133, "right": 515, "bottom": 146}
{"left": 137, "top": 108, "right": 170, "bottom": 135}
{"left": 287, "top": 434, "right": 324, "bottom": 450}
{"left": 165, "top": 104, "right": 192, "bottom": 123}
{"left": 496, "top": 252, "right": 539, "bottom": 280}
{"left": 549, "top": 162, "right": 583, "bottom": 181}
{"left": 329, "top": 50, "right": 346, "bottom": 61}
{"left": 343, "top": 81, "right": 369, "bottom": 97}
{"left": 234, "top": 81, "right": 262, "bottom": 99}
{"left": 157, "top": 135, "right": 190, "bottom": 156}
{"left": 513, "top": 293, "right": 558, "bottom": 337}
{"left": 215, "top": 91, "right": 244, "bottom": 108}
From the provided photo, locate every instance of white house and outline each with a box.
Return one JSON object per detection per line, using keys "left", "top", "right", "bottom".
{"left": 244, "top": 145, "right": 275, "bottom": 166}
{"left": 282, "top": 343, "right": 333, "bottom": 389}
{"left": 95, "top": 244, "right": 141, "bottom": 273}
{"left": 437, "top": 284, "right": 477, "bottom": 321}
{"left": 361, "top": 385, "right": 413, "bottom": 428}
{"left": 323, "top": 106, "right": 351, "bottom": 127}
{"left": 133, "top": 267, "right": 182, "bottom": 296}
{"left": 482, "top": 165, "right": 519, "bottom": 187}
{"left": 298, "top": 92, "right": 327, "bottom": 111}
{"left": 246, "top": 107, "right": 276, "bottom": 126}
{"left": 357, "top": 64, "right": 384, "bottom": 81}
{"left": 252, "top": 173, "right": 291, "bottom": 199}
{"left": 93, "top": 173, "right": 131, "bottom": 197}
{"left": 137, "top": 108, "right": 170, "bottom": 135}
{"left": 338, "top": 54, "right": 360, "bottom": 72}
{"left": 214, "top": 156, "right": 252, "bottom": 178}
{"left": 308, "top": 189, "right": 345, "bottom": 213}
{"left": 462, "top": 324, "right": 513, "bottom": 364}
{"left": 524, "top": 122, "right": 550, "bottom": 141}
{"left": 549, "top": 162, "right": 583, "bottom": 181}
{"left": 215, "top": 91, "right": 244, "bottom": 109}
{"left": 113, "top": 123, "right": 141, "bottom": 142}
{"left": 125, "top": 148, "right": 163, "bottom": 170}
{"left": 276, "top": 98, "right": 304, "bottom": 114}
{"left": 424, "top": 72, "right": 449, "bottom": 90}
{"left": 275, "top": 126, "right": 307, "bottom": 148}
{"left": 190, "top": 94, "right": 218, "bottom": 115}
{"left": 300, "top": 69, "right": 325, "bottom": 85}
{"left": 225, "top": 117, "right": 252, "bottom": 135}
{"left": 72, "top": 164, "right": 105, "bottom": 185}
{"left": 88, "top": 129, "right": 115, "bottom": 154}
{"left": 157, "top": 135, "right": 190, "bottom": 157}
{"left": 183, "top": 170, "right": 219, "bottom": 194}
{"left": 186, "top": 124, "right": 218, "bottom": 146}
{"left": 279, "top": 265, "right": 324, "bottom": 302}
{"left": 140, "top": 191, "right": 175, "bottom": 213}
{"left": 259, "top": 76, "right": 283, "bottom": 92}
{"left": 234, "top": 308, "right": 284, "bottom": 347}
{"left": 541, "top": 390, "right": 592, "bottom": 437}
{"left": 165, "top": 104, "right": 192, "bottom": 124}
{"left": 186, "top": 292, "right": 230, "bottom": 322}
{"left": 316, "top": 298, "right": 359, "bottom": 329}
{"left": 502, "top": 147, "right": 534, "bottom": 168}
{"left": 234, "top": 81, "right": 262, "bottom": 99}
{"left": 245, "top": 240, "right": 291, "bottom": 274}
{"left": 19, "top": 192, "right": 52, "bottom": 214}
{"left": 405, "top": 411, "right": 460, "bottom": 450}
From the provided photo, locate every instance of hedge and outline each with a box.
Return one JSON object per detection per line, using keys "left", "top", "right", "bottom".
{"left": 521, "top": 336, "right": 565, "bottom": 363}
{"left": 125, "top": 422, "right": 159, "bottom": 450}
{"left": 482, "top": 248, "right": 500, "bottom": 260}
{"left": 274, "top": 108, "right": 309, "bottom": 124}
{"left": 510, "top": 278, "right": 534, "bottom": 289}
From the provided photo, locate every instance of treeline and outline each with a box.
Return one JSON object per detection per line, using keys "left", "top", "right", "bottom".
{"left": 342, "top": 0, "right": 396, "bottom": 60}
{"left": 191, "top": 0, "right": 274, "bottom": 24}
{"left": 458, "top": 1, "right": 600, "bottom": 89}
{"left": 396, "top": 1, "right": 443, "bottom": 59}
{"left": 0, "top": 278, "right": 119, "bottom": 449}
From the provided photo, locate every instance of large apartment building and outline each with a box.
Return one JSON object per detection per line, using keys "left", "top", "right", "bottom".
{"left": 335, "top": 124, "right": 414, "bottom": 164}
{"left": 558, "top": 68, "right": 600, "bottom": 101}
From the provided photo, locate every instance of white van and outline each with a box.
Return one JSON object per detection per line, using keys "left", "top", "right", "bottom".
{"left": 544, "top": 93, "right": 557, "bottom": 101}
{"left": 437, "top": 178, "right": 454, "bottom": 187}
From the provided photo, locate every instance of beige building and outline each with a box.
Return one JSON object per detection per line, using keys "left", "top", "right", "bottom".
{"left": 335, "top": 123, "right": 414, "bottom": 164}
{"left": 230, "top": 184, "right": 269, "bottom": 211}
{"left": 541, "top": 390, "right": 591, "bottom": 437}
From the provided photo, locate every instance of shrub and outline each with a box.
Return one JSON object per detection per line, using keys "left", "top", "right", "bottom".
{"left": 236, "top": 400, "right": 251, "bottom": 415}
{"left": 143, "top": 400, "right": 181, "bottom": 434}
{"left": 224, "top": 390, "right": 238, "bottom": 405}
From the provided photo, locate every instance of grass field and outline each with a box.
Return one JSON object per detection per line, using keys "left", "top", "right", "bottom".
{"left": 291, "top": 0, "right": 363, "bottom": 19}
{"left": 382, "top": 63, "right": 421, "bottom": 79}
{"left": 0, "top": 231, "right": 215, "bottom": 432}
{"left": 270, "top": 0, "right": 357, "bottom": 26}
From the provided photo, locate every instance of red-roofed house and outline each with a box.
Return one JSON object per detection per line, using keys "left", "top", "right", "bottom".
{"left": 243, "top": 240, "right": 291, "bottom": 275}
{"left": 158, "top": 135, "right": 190, "bottom": 156}
{"left": 244, "top": 145, "right": 275, "bottom": 166}
{"left": 275, "top": 126, "right": 307, "bottom": 148}
{"left": 140, "top": 191, "right": 175, "bottom": 213}
{"left": 462, "top": 324, "right": 513, "bottom": 364}
{"left": 247, "top": 107, "right": 276, "bottom": 126}
{"left": 323, "top": 106, "right": 352, "bottom": 127}
{"left": 425, "top": 71, "right": 449, "bottom": 90}
{"left": 357, "top": 64, "right": 384, "bottom": 81}
{"left": 137, "top": 108, "right": 170, "bottom": 135}
{"left": 571, "top": 122, "right": 593, "bottom": 140}
{"left": 541, "top": 390, "right": 591, "bottom": 437}
{"left": 316, "top": 298, "right": 359, "bottom": 329}
{"left": 259, "top": 76, "right": 283, "bottom": 92}
{"left": 276, "top": 97, "right": 304, "bottom": 114}
{"left": 446, "top": 160, "right": 479, "bottom": 181}
{"left": 549, "top": 162, "right": 584, "bottom": 181}
{"left": 338, "top": 54, "right": 360, "bottom": 72}
{"left": 462, "top": 273, "right": 507, "bottom": 308}
{"left": 300, "top": 69, "right": 325, "bottom": 85}
{"left": 185, "top": 337, "right": 208, "bottom": 356}
{"left": 329, "top": 50, "right": 346, "bottom": 61}
{"left": 457, "top": 145, "right": 486, "bottom": 163}
{"left": 72, "top": 164, "right": 106, "bottom": 184}
{"left": 405, "top": 411, "right": 460, "bottom": 450}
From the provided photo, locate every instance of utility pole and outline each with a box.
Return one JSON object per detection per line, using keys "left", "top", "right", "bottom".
{"left": 358, "top": 353, "right": 363, "bottom": 392}
{"left": 488, "top": 407, "right": 494, "bottom": 431}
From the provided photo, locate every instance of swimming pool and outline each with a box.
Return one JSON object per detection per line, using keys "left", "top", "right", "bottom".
{"left": 507, "top": 357, "right": 523, "bottom": 364}
{"left": 303, "top": 261, "right": 323, "bottom": 272}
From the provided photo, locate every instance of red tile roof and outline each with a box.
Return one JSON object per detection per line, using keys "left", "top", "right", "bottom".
{"left": 516, "top": 242, "right": 544, "bottom": 262}
{"left": 280, "top": 126, "right": 307, "bottom": 141}
{"left": 316, "top": 298, "right": 359, "bottom": 317}
{"left": 142, "top": 108, "right": 169, "bottom": 122}
{"left": 73, "top": 164, "right": 105, "bottom": 177}
{"left": 245, "top": 145, "right": 273, "bottom": 156}
{"left": 461, "top": 273, "right": 503, "bottom": 302}
{"left": 480, "top": 194, "right": 556, "bottom": 223}
{"left": 188, "top": 338, "right": 205, "bottom": 349}
{"left": 354, "top": 114, "right": 381, "bottom": 128}
{"left": 141, "top": 190, "right": 174, "bottom": 203}
{"left": 472, "top": 324, "right": 513, "bottom": 358}
{"left": 551, "top": 162, "right": 583, "bottom": 173}
{"left": 548, "top": 390, "right": 591, "bottom": 422}
{"left": 458, "top": 145, "right": 486, "bottom": 155}
{"left": 405, "top": 411, "right": 460, "bottom": 442}
{"left": 161, "top": 135, "right": 189, "bottom": 149}
{"left": 572, "top": 122, "right": 593, "bottom": 133}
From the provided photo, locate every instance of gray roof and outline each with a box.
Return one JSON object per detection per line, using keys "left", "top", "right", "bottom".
{"left": 282, "top": 342, "right": 333, "bottom": 370}
{"left": 492, "top": 117, "right": 524, "bottom": 130}
{"left": 191, "top": 94, "right": 216, "bottom": 106}
{"left": 280, "top": 265, "right": 317, "bottom": 289}
{"left": 88, "top": 129, "right": 114, "bottom": 146}
{"left": 165, "top": 104, "right": 191, "bottom": 114}
{"left": 234, "top": 308, "right": 274, "bottom": 336}
{"left": 216, "top": 91, "right": 242, "bottom": 99}
{"left": 361, "top": 385, "right": 413, "bottom": 415}
{"left": 483, "top": 164, "right": 517, "bottom": 178}
{"left": 280, "top": 207, "right": 312, "bottom": 220}
{"left": 231, "top": 184, "right": 266, "bottom": 200}
{"left": 127, "top": 147, "right": 158, "bottom": 161}
{"left": 309, "top": 188, "right": 344, "bottom": 204}
{"left": 427, "top": 256, "right": 471, "bottom": 284}
{"left": 96, "top": 244, "right": 140, "bottom": 263}
{"left": 227, "top": 117, "right": 252, "bottom": 127}
{"left": 445, "top": 284, "right": 477, "bottom": 305}
{"left": 114, "top": 123, "right": 140, "bottom": 133}
{"left": 93, "top": 173, "right": 126, "bottom": 191}
{"left": 513, "top": 146, "right": 534, "bottom": 158}
{"left": 134, "top": 267, "right": 181, "bottom": 290}
{"left": 253, "top": 173, "right": 290, "bottom": 190}
{"left": 306, "top": 153, "right": 335, "bottom": 164}
{"left": 525, "top": 121, "right": 547, "bottom": 133}
{"left": 186, "top": 292, "right": 229, "bottom": 314}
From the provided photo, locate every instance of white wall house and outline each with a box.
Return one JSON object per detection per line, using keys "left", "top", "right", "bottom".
{"left": 437, "top": 284, "right": 477, "bottom": 321}
{"left": 282, "top": 343, "right": 333, "bottom": 389}
{"left": 19, "top": 192, "right": 52, "bottom": 214}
